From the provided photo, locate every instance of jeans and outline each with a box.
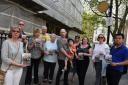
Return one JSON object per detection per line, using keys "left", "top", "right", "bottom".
{"left": 4, "top": 68, "right": 23, "bottom": 85}
{"left": 94, "top": 61, "right": 102, "bottom": 85}
{"left": 43, "top": 61, "right": 56, "bottom": 80}
{"left": 55, "top": 60, "right": 71, "bottom": 85}
{"left": 76, "top": 58, "right": 90, "bottom": 85}
{"left": 106, "top": 65, "right": 122, "bottom": 85}
{"left": 25, "top": 58, "right": 41, "bottom": 84}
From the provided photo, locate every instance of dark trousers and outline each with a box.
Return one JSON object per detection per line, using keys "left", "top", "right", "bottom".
{"left": 94, "top": 61, "right": 102, "bottom": 85}
{"left": 76, "top": 58, "right": 89, "bottom": 85}
{"left": 106, "top": 65, "right": 122, "bottom": 85}
{"left": 25, "top": 58, "right": 41, "bottom": 84}
{"left": 43, "top": 61, "right": 56, "bottom": 80}
{"left": 55, "top": 60, "right": 71, "bottom": 85}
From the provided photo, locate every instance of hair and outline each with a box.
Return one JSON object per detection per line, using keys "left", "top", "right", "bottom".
{"left": 75, "top": 35, "right": 80, "bottom": 39}
{"left": 50, "top": 33, "right": 56, "bottom": 37}
{"left": 42, "top": 26, "right": 47, "bottom": 29}
{"left": 33, "top": 29, "right": 40, "bottom": 34}
{"left": 114, "top": 33, "right": 124, "bottom": 39}
{"left": 68, "top": 38, "right": 74, "bottom": 43}
{"left": 8, "top": 26, "right": 20, "bottom": 38}
{"left": 81, "top": 37, "right": 89, "bottom": 45}
{"left": 97, "top": 34, "right": 106, "bottom": 42}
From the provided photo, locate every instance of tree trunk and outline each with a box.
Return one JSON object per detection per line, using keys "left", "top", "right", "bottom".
{"left": 113, "top": 0, "right": 119, "bottom": 35}
{"left": 118, "top": 5, "right": 128, "bottom": 33}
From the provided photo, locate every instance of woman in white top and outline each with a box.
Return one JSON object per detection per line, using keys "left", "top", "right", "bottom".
{"left": 1, "top": 26, "right": 26, "bottom": 85}
{"left": 43, "top": 33, "right": 58, "bottom": 84}
{"left": 92, "top": 34, "right": 110, "bottom": 85}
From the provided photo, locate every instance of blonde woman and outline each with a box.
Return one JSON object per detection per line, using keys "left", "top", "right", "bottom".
{"left": 25, "top": 29, "right": 44, "bottom": 85}
{"left": 92, "top": 34, "right": 110, "bottom": 85}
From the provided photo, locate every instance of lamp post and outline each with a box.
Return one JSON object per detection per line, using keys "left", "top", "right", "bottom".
{"left": 107, "top": 0, "right": 113, "bottom": 44}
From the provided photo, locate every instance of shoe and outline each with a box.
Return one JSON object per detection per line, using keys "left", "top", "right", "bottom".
{"left": 42, "top": 78, "right": 47, "bottom": 83}
{"left": 48, "top": 80, "right": 53, "bottom": 84}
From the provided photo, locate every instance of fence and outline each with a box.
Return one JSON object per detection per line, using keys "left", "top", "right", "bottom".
{"left": 0, "top": 31, "right": 8, "bottom": 63}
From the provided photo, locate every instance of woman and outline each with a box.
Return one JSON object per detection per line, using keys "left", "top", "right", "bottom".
{"left": 25, "top": 29, "right": 44, "bottom": 85}
{"left": 92, "top": 34, "right": 110, "bottom": 85}
{"left": 71, "top": 35, "right": 80, "bottom": 81}
{"left": 1, "top": 26, "right": 25, "bottom": 85}
{"left": 76, "top": 37, "right": 92, "bottom": 85}
{"left": 43, "top": 33, "right": 58, "bottom": 84}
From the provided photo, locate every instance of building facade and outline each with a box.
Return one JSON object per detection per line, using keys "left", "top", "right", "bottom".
{"left": 0, "top": 0, "right": 84, "bottom": 37}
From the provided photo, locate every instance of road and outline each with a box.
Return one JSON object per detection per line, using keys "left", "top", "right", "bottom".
{"left": 20, "top": 61, "right": 128, "bottom": 85}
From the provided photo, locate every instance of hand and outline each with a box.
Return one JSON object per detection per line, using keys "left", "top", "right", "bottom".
{"left": 111, "top": 62, "right": 120, "bottom": 66}
{"left": 78, "top": 53, "right": 83, "bottom": 56}
{"left": 18, "top": 64, "right": 27, "bottom": 68}
{"left": 44, "top": 51, "right": 49, "bottom": 55}
{"left": 83, "top": 53, "right": 88, "bottom": 56}
{"left": 67, "top": 55, "right": 72, "bottom": 59}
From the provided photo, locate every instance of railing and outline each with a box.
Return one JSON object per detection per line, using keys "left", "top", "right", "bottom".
{"left": 0, "top": 31, "right": 8, "bottom": 63}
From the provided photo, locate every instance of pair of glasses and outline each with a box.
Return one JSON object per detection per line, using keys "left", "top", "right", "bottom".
{"left": 12, "top": 30, "right": 20, "bottom": 33}
{"left": 19, "top": 24, "right": 24, "bottom": 26}
{"left": 98, "top": 37, "right": 104, "bottom": 38}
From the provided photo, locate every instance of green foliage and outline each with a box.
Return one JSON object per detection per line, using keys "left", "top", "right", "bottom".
{"left": 82, "top": 12, "right": 105, "bottom": 40}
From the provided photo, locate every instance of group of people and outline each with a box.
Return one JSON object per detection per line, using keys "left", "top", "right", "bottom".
{"left": 0, "top": 21, "right": 128, "bottom": 85}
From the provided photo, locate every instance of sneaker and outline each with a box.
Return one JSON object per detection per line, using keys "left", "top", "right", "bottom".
{"left": 42, "top": 79, "right": 47, "bottom": 83}
{"left": 48, "top": 80, "right": 52, "bottom": 84}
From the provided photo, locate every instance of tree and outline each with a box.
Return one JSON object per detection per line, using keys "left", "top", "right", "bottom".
{"left": 82, "top": 12, "right": 105, "bottom": 40}
{"left": 84, "top": 0, "right": 128, "bottom": 36}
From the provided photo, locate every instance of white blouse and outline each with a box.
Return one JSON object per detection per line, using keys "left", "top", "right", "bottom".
{"left": 92, "top": 43, "right": 110, "bottom": 61}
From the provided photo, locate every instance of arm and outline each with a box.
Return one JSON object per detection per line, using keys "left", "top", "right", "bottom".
{"left": 84, "top": 48, "right": 93, "bottom": 57}
{"left": 57, "top": 39, "right": 71, "bottom": 59}
{"left": 1, "top": 41, "right": 25, "bottom": 67}
{"left": 111, "top": 60, "right": 128, "bottom": 66}
{"left": 1, "top": 40, "right": 13, "bottom": 65}
{"left": 111, "top": 48, "right": 128, "bottom": 66}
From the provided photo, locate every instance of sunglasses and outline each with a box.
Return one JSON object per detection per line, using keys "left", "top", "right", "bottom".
{"left": 19, "top": 24, "right": 24, "bottom": 26}
{"left": 98, "top": 37, "right": 104, "bottom": 38}
{"left": 12, "top": 30, "right": 20, "bottom": 33}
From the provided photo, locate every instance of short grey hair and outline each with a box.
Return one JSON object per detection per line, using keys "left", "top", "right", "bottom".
{"left": 42, "top": 26, "right": 47, "bottom": 29}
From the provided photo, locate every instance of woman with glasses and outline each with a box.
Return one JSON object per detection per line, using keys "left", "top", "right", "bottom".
{"left": 92, "top": 34, "right": 110, "bottom": 85}
{"left": 1, "top": 26, "right": 26, "bottom": 85}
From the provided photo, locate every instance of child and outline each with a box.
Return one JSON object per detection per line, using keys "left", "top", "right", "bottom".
{"left": 62, "top": 39, "right": 76, "bottom": 71}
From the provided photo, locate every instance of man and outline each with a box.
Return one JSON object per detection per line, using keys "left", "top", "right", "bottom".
{"left": 40, "top": 26, "right": 50, "bottom": 42}
{"left": 106, "top": 33, "right": 128, "bottom": 85}
{"left": 18, "top": 21, "right": 26, "bottom": 35}
{"left": 55, "top": 29, "right": 72, "bottom": 85}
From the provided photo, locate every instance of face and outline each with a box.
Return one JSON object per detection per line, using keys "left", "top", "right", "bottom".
{"left": 34, "top": 32, "right": 40, "bottom": 37}
{"left": 82, "top": 38, "right": 88, "bottom": 44}
{"left": 11, "top": 28, "right": 20, "bottom": 39}
{"left": 50, "top": 35, "right": 56, "bottom": 42}
{"left": 114, "top": 35, "right": 124, "bottom": 45}
{"left": 98, "top": 34, "right": 105, "bottom": 42}
{"left": 18, "top": 22, "right": 25, "bottom": 31}
{"left": 42, "top": 29, "right": 47, "bottom": 34}
{"left": 60, "top": 31, "right": 67, "bottom": 37}
{"left": 75, "top": 37, "right": 80, "bottom": 42}
{"left": 69, "top": 40, "right": 74, "bottom": 46}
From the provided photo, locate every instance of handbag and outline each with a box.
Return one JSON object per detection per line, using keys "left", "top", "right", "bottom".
{"left": 22, "top": 42, "right": 31, "bottom": 66}
{"left": 0, "top": 42, "right": 20, "bottom": 85}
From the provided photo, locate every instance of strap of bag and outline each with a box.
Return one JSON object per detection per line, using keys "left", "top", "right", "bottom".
{"left": 25, "top": 41, "right": 28, "bottom": 53}
{"left": 5, "top": 42, "right": 20, "bottom": 72}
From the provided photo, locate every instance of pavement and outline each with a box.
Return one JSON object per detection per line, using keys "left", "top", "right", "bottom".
{"left": 20, "top": 61, "right": 128, "bottom": 85}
